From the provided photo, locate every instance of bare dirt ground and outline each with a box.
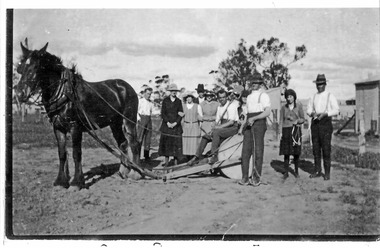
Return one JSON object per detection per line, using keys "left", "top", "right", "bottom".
{"left": 11, "top": 133, "right": 380, "bottom": 239}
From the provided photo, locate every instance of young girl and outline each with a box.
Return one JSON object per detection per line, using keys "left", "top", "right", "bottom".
{"left": 279, "top": 89, "right": 305, "bottom": 179}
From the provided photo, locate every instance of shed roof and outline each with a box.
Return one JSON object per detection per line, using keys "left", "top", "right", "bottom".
{"left": 355, "top": 79, "right": 380, "bottom": 86}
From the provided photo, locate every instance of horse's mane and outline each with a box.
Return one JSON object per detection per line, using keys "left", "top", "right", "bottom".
{"left": 34, "top": 51, "right": 84, "bottom": 81}
{"left": 33, "top": 50, "right": 64, "bottom": 74}
{"left": 70, "top": 64, "right": 83, "bottom": 80}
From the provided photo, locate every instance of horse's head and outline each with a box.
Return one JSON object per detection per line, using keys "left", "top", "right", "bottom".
{"left": 16, "top": 41, "right": 49, "bottom": 101}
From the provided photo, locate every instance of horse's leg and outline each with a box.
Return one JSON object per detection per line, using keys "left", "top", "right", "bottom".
{"left": 70, "top": 126, "right": 84, "bottom": 189}
{"left": 110, "top": 121, "right": 130, "bottom": 177}
{"left": 115, "top": 119, "right": 142, "bottom": 180}
{"left": 53, "top": 127, "right": 70, "bottom": 188}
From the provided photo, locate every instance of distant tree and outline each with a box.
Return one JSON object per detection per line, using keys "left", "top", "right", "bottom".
{"left": 12, "top": 68, "right": 24, "bottom": 118}
{"left": 218, "top": 39, "right": 256, "bottom": 89}
{"left": 218, "top": 37, "right": 307, "bottom": 89}
{"left": 255, "top": 37, "right": 307, "bottom": 88}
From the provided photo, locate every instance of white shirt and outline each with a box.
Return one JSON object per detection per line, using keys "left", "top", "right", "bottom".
{"left": 198, "top": 97, "right": 205, "bottom": 104}
{"left": 215, "top": 101, "right": 239, "bottom": 123}
{"left": 307, "top": 90, "right": 339, "bottom": 117}
{"left": 246, "top": 89, "right": 271, "bottom": 113}
{"left": 185, "top": 103, "right": 203, "bottom": 117}
{"left": 230, "top": 99, "right": 240, "bottom": 110}
{"left": 138, "top": 97, "right": 154, "bottom": 120}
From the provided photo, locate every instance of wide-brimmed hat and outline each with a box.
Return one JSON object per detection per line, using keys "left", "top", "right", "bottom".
{"left": 250, "top": 72, "right": 264, "bottom": 84}
{"left": 204, "top": 90, "right": 215, "bottom": 97}
{"left": 195, "top": 84, "right": 205, "bottom": 93}
{"left": 229, "top": 84, "right": 244, "bottom": 96}
{"left": 313, "top": 74, "right": 328, "bottom": 84}
{"left": 182, "top": 91, "right": 196, "bottom": 100}
{"left": 167, "top": 83, "right": 180, "bottom": 91}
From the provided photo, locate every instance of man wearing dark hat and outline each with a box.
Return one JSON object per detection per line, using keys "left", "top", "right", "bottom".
{"left": 194, "top": 84, "right": 205, "bottom": 104}
{"left": 239, "top": 71, "right": 271, "bottom": 186}
{"left": 307, "top": 74, "right": 339, "bottom": 180}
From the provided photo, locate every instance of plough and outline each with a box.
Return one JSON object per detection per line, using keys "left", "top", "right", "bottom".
{"left": 152, "top": 158, "right": 242, "bottom": 181}
{"left": 147, "top": 134, "right": 252, "bottom": 181}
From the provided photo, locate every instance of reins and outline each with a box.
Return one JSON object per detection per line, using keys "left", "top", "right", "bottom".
{"left": 62, "top": 78, "right": 160, "bottom": 179}
{"left": 83, "top": 80, "right": 244, "bottom": 156}
{"left": 38, "top": 69, "right": 244, "bottom": 178}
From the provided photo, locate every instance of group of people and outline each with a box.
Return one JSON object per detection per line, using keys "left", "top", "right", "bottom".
{"left": 136, "top": 72, "right": 339, "bottom": 185}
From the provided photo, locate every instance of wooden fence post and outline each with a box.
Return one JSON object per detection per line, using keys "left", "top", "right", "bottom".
{"left": 358, "top": 107, "right": 366, "bottom": 154}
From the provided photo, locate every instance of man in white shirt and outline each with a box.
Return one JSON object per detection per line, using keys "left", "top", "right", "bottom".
{"left": 307, "top": 74, "right": 339, "bottom": 180}
{"left": 137, "top": 87, "right": 154, "bottom": 161}
{"left": 239, "top": 72, "right": 271, "bottom": 186}
{"left": 187, "top": 89, "right": 239, "bottom": 166}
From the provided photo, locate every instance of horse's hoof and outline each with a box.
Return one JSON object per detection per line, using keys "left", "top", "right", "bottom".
{"left": 53, "top": 181, "right": 70, "bottom": 189}
{"left": 128, "top": 169, "right": 142, "bottom": 180}
{"left": 118, "top": 165, "right": 131, "bottom": 179}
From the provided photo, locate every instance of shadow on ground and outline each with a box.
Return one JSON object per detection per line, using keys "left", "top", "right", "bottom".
{"left": 270, "top": 159, "right": 315, "bottom": 177}
{"left": 84, "top": 163, "right": 120, "bottom": 188}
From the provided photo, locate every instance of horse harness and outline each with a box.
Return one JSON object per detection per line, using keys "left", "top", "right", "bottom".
{"left": 44, "top": 69, "right": 77, "bottom": 130}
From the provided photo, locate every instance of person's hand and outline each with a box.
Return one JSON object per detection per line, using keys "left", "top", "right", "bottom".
{"left": 172, "top": 122, "right": 177, "bottom": 127}
{"left": 287, "top": 116, "right": 294, "bottom": 121}
{"left": 178, "top": 112, "right": 185, "bottom": 117}
{"left": 238, "top": 124, "right": 245, "bottom": 135}
{"left": 317, "top": 113, "right": 327, "bottom": 120}
{"left": 247, "top": 117, "right": 256, "bottom": 126}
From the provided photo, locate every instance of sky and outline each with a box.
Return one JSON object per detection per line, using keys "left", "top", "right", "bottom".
{"left": 8, "top": 3, "right": 380, "bottom": 101}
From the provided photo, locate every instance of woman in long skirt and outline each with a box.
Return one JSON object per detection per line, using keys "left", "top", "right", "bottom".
{"left": 279, "top": 89, "right": 305, "bottom": 179}
{"left": 182, "top": 92, "right": 202, "bottom": 159}
{"left": 158, "top": 84, "right": 183, "bottom": 166}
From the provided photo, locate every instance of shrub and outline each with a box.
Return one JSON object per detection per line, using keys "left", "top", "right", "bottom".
{"left": 302, "top": 143, "right": 380, "bottom": 170}
{"left": 355, "top": 152, "right": 380, "bottom": 170}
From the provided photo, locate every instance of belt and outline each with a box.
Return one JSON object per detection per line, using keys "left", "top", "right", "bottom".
{"left": 184, "top": 121, "right": 198, "bottom": 124}
{"left": 203, "top": 120, "right": 214, "bottom": 122}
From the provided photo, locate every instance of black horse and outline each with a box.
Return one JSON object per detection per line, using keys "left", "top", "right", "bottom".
{"left": 16, "top": 41, "right": 144, "bottom": 189}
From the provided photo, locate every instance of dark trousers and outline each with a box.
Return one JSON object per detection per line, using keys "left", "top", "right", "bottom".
{"left": 241, "top": 113, "right": 267, "bottom": 181}
{"left": 137, "top": 115, "right": 152, "bottom": 151}
{"left": 195, "top": 124, "right": 238, "bottom": 158}
{"left": 311, "top": 117, "right": 333, "bottom": 176}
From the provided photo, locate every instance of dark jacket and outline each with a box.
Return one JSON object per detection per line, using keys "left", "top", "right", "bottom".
{"left": 160, "top": 96, "right": 183, "bottom": 135}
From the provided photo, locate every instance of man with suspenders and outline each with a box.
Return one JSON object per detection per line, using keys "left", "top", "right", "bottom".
{"left": 239, "top": 72, "right": 271, "bottom": 186}
{"left": 307, "top": 74, "right": 339, "bottom": 180}
{"left": 186, "top": 89, "right": 239, "bottom": 166}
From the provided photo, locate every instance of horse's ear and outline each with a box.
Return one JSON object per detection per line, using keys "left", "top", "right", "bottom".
{"left": 39, "top": 42, "right": 49, "bottom": 54}
{"left": 20, "top": 41, "right": 29, "bottom": 56}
